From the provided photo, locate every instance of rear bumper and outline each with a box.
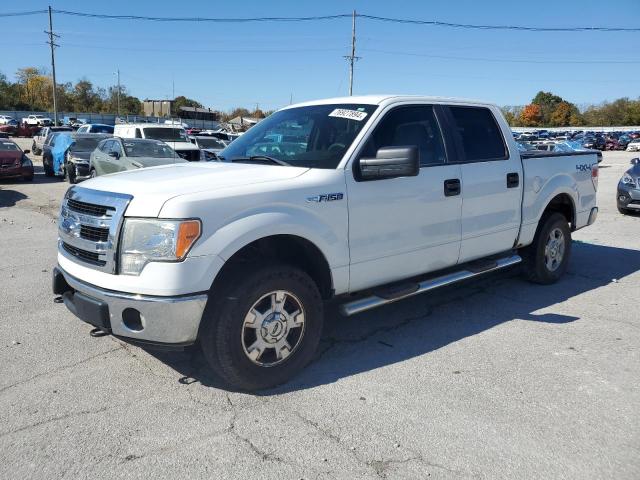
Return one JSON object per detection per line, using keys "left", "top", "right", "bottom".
{"left": 53, "top": 266, "right": 208, "bottom": 347}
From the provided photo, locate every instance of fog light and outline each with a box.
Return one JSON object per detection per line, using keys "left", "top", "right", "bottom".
{"left": 122, "top": 308, "right": 144, "bottom": 331}
{"left": 619, "top": 195, "right": 628, "bottom": 203}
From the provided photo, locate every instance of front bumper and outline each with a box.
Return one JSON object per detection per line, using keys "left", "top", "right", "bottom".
{"left": 0, "top": 165, "right": 33, "bottom": 178}
{"left": 617, "top": 182, "right": 640, "bottom": 210}
{"left": 53, "top": 266, "right": 208, "bottom": 347}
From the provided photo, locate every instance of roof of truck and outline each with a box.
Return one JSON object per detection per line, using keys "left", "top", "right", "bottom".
{"left": 284, "top": 95, "right": 496, "bottom": 109}
{"left": 115, "top": 123, "right": 184, "bottom": 128}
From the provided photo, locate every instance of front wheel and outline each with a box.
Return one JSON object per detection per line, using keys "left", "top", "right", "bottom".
{"left": 89, "top": 168, "right": 97, "bottom": 178}
{"left": 520, "top": 212, "right": 572, "bottom": 285}
{"left": 200, "top": 264, "right": 323, "bottom": 391}
{"left": 66, "top": 162, "right": 78, "bottom": 184}
{"left": 43, "top": 157, "right": 54, "bottom": 177}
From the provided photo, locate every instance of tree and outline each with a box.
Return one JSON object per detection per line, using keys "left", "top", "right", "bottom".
{"left": 550, "top": 102, "right": 573, "bottom": 127}
{"left": 173, "top": 95, "right": 203, "bottom": 112}
{"left": 519, "top": 104, "right": 542, "bottom": 127}
{"left": 15, "top": 67, "right": 52, "bottom": 110}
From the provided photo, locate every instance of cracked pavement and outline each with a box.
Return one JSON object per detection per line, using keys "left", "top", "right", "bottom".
{"left": 1, "top": 144, "right": 639, "bottom": 479}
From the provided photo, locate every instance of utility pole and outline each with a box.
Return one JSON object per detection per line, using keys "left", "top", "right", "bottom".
{"left": 45, "top": 6, "right": 59, "bottom": 125}
{"left": 116, "top": 69, "right": 121, "bottom": 116}
{"left": 344, "top": 10, "right": 361, "bottom": 96}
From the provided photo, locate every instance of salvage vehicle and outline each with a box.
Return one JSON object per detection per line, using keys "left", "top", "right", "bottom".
{"left": 43, "top": 132, "right": 111, "bottom": 183}
{"left": 89, "top": 138, "right": 186, "bottom": 177}
{"left": 617, "top": 158, "right": 640, "bottom": 214}
{"left": 52, "top": 95, "right": 599, "bottom": 390}
{"left": 22, "top": 114, "right": 53, "bottom": 126}
{"left": 0, "top": 119, "right": 18, "bottom": 136}
{"left": 189, "top": 135, "right": 228, "bottom": 160}
{"left": 0, "top": 140, "right": 33, "bottom": 181}
{"left": 114, "top": 123, "right": 200, "bottom": 161}
{"left": 32, "top": 126, "right": 73, "bottom": 155}
{"left": 0, "top": 115, "right": 16, "bottom": 125}
{"left": 626, "top": 138, "right": 640, "bottom": 152}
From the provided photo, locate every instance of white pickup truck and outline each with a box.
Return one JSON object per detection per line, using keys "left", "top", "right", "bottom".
{"left": 53, "top": 95, "right": 599, "bottom": 390}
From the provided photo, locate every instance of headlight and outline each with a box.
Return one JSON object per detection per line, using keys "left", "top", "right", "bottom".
{"left": 621, "top": 173, "right": 636, "bottom": 186}
{"left": 119, "top": 218, "right": 201, "bottom": 276}
{"left": 21, "top": 156, "right": 32, "bottom": 167}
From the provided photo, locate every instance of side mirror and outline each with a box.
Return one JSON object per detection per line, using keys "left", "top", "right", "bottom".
{"left": 631, "top": 158, "right": 639, "bottom": 165}
{"left": 358, "top": 146, "right": 419, "bottom": 180}
{"left": 108, "top": 151, "right": 120, "bottom": 159}
{"left": 23, "top": 149, "right": 30, "bottom": 154}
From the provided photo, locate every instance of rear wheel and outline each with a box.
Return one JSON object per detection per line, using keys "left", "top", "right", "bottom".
{"left": 43, "top": 157, "right": 54, "bottom": 177}
{"left": 521, "top": 212, "right": 572, "bottom": 284}
{"left": 200, "top": 264, "right": 323, "bottom": 391}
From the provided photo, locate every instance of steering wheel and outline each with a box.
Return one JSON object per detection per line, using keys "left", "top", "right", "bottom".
{"left": 328, "top": 143, "right": 346, "bottom": 153}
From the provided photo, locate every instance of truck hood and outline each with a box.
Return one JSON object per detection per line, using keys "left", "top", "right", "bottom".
{"left": 81, "top": 162, "right": 310, "bottom": 217}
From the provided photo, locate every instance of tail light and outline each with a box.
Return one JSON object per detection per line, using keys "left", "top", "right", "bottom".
{"left": 591, "top": 163, "right": 599, "bottom": 191}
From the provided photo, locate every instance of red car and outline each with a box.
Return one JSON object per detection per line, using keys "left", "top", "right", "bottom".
{"left": 605, "top": 137, "right": 619, "bottom": 150}
{"left": 0, "top": 140, "right": 34, "bottom": 181}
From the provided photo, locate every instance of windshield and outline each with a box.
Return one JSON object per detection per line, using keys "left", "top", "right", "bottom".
{"left": 0, "top": 141, "right": 19, "bottom": 151}
{"left": 92, "top": 125, "right": 114, "bottom": 134}
{"left": 220, "top": 104, "right": 378, "bottom": 168}
{"left": 70, "top": 137, "right": 103, "bottom": 151}
{"left": 143, "top": 127, "right": 187, "bottom": 142}
{"left": 196, "top": 137, "right": 227, "bottom": 149}
{"left": 123, "top": 141, "right": 176, "bottom": 158}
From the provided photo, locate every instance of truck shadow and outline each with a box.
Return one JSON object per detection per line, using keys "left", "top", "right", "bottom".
{"left": 0, "top": 189, "right": 27, "bottom": 207}
{"left": 148, "top": 241, "right": 640, "bottom": 393}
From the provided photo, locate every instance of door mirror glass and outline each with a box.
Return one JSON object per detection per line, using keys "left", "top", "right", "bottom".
{"left": 358, "top": 146, "right": 419, "bottom": 180}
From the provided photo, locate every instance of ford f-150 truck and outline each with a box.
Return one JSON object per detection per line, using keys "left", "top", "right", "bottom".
{"left": 53, "top": 95, "right": 599, "bottom": 390}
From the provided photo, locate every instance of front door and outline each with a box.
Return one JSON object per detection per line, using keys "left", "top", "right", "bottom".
{"left": 346, "top": 104, "right": 463, "bottom": 292}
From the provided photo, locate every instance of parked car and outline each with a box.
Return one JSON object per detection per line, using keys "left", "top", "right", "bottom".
{"left": 89, "top": 137, "right": 186, "bottom": 177}
{"left": 22, "top": 114, "right": 53, "bottom": 126}
{"left": 32, "top": 126, "right": 73, "bottom": 155}
{"left": 0, "top": 119, "right": 19, "bottom": 136}
{"left": 189, "top": 135, "right": 228, "bottom": 160}
{"left": 583, "top": 136, "right": 605, "bottom": 150}
{"left": 52, "top": 95, "right": 599, "bottom": 390}
{"left": 0, "top": 115, "right": 16, "bottom": 125}
{"left": 617, "top": 135, "right": 631, "bottom": 150}
{"left": 113, "top": 123, "right": 200, "bottom": 161}
{"left": 617, "top": 158, "right": 640, "bottom": 214}
{"left": 605, "top": 137, "right": 619, "bottom": 150}
{"left": 76, "top": 123, "right": 114, "bottom": 134}
{"left": 0, "top": 139, "right": 33, "bottom": 181}
{"left": 626, "top": 138, "right": 640, "bottom": 152}
{"left": 43, "top": 132, "right": 112, "bottom": 183}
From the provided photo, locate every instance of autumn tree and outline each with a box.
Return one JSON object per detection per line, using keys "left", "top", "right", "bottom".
{"left": 519, "top": 104, "right": 542, "bottom": 127}
{"left": 550, "top": 102, "right": 573, "bottom": 126}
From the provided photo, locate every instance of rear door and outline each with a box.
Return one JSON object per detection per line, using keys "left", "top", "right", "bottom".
{"left": 444, "top": 105, "right": 523, "bottom": 263}
{"left": 346, "top": 104, "right": 463, "bottom": 291}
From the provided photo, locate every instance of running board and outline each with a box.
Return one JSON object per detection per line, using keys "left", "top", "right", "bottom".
{"left": 340, "top": 254, "right": 522, "bottom": 316}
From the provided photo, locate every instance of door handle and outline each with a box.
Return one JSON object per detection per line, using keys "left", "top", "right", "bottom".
{"left": 444, "top": 178, "right": 461, "bottom": 197}
{"left": 507, "top": 172, "right": 519, "bottom": 188}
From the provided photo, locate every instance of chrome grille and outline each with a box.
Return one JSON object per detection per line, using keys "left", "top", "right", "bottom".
{"left": 58, "top": 187, "right": 132, "bottom": 273}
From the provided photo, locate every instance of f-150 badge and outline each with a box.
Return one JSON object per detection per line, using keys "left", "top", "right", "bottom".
{"left": 306, "top": 193, "right": 344, "bottom": 203}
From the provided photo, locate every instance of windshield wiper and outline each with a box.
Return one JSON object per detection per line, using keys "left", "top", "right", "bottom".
{"left": 230, "top": 155, "right": 291, "bottom": 166}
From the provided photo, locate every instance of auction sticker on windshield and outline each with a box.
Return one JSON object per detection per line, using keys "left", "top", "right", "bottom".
{"left": 328, "top": 109, "right": 368, "bottom": 121}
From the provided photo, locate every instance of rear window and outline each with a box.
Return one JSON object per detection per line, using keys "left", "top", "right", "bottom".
{"left": 449, "top": 106, "right": 507, "bottom": 161}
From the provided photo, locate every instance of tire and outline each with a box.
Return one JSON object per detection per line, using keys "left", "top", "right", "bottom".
{"left": 66, "top": 162, "right": 77, "bottom": 184}
{"left": 43, "top": 157, "right": 54, "bottom": 177}
{"left": 200, "top": 264, "right": 323, "bottom": 391}
{"left": 23, "top": 174, "right": 34, "bottom": 182}
{"left": 31, "top": 141, "right": 37, "bottom": 154}
{"left": 520, "top": 212, "right": 572, "bottom": 285}
{"left": 89, "top": 168, "right": 97, "bottom": 178}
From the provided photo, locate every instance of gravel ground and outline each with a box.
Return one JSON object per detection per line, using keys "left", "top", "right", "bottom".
{"left": 1, "top": 139, "right": 639, "bottom": 479}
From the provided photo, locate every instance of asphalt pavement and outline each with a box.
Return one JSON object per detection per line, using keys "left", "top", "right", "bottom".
{"left": 1, "top": 141, "right": 639, "bottom": 479}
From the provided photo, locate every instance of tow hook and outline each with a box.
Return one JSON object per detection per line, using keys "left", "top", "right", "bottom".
{"left": 53, "top": 296, "right": 63, "bottom": 303}
{"left": 89, "top": 328, "right": 109, "bottom": 338}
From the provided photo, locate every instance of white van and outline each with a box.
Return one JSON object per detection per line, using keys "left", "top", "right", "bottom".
{"left": 113, "top": 123, "right": 201, "bottom": 161}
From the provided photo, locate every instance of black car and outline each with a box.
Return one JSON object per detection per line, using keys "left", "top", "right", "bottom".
{"left": 583, "top": 136, "right": 606, "bottom": 150}
{"left": 617, "top": 158, "right": 640, "bottom": 214}
{"left": 43, "top": 132, "right": 112, "bottom": 183}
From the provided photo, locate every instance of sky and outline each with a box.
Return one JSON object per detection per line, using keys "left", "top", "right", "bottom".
{"left": 1, "top": 0, "right": 639, "bottom": 112}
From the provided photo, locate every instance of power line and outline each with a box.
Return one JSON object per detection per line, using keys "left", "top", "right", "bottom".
{"left": 2, "top": 9, "right": 639, "bottom": 32}
{"left": 362, "top": 48, "right": 640, "bottom": 65}
{"left": 51, "top": 10, "right": 352, "bottom": 23}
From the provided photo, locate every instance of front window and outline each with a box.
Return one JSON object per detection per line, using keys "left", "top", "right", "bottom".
{"left": 219, "top": 104, "right": 378, "bottom": 169}
{"left": 196, "top": 137, "right": 227, "bottom": 149}
{"left": 142, "top": 128, "right": 187, "bottom": 142}
{"left": 0, "top": 141, "right": 19, "bottom": 151}
{"left": 123, "top": 141, "right": 176, "bottom": 158}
